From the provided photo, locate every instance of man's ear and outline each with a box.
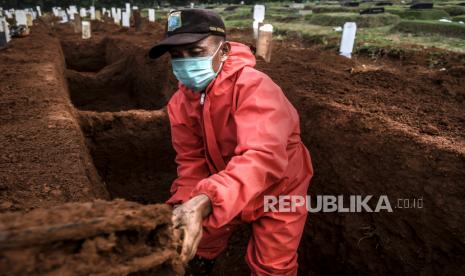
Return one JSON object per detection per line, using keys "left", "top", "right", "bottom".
{"left": 220, "top": 41, "right": 231, "bottom": 62}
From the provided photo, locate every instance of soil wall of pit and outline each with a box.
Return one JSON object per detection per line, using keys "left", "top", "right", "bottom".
{"left": 61, "top": 33, "right": 176, "bottom": 112}
{"left": 0, "top": 20, "right": 109, "bottom": 212}
{"left": 56, "top": 21, "right": 178, "bottom": 204}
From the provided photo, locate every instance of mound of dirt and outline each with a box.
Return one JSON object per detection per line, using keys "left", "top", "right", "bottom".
{"left": 0, "top": 199, "right": 184, "bottom": 275}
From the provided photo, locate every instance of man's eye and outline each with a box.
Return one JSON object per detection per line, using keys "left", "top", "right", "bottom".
{"left": 170, "top": 52, "right": 182, "bottom": 58}
{"left": 190, "top": 50, "right": 204, "bottom": 57}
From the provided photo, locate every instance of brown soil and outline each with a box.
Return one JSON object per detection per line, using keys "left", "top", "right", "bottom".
{"left": 0, "top": 199, "right": 184, "bottom": 275}
{"left": 78, "top": 110, "right": 176, "bottom": 204}
{"left": 0, "top": 21, "right": 109, "bottom": 212}
{"left": 0, "top": 18, "right": 464, "bottom": 276}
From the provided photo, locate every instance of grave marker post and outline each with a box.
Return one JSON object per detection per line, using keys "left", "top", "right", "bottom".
{"left": 82, "top": 21, "right": 91, "bottom": 39}
{"left": 256, "top": 24, "right": 273, "bottom": 62}
{"left": 148, "top": 9, "right": 155, "bottom": 22}
{"left": 339, "top": 22, "right": 357, "bottom": 58}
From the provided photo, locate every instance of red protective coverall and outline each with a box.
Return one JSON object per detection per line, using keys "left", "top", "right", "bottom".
{"left": 166, "top": 42, "right": 313, "bottom": 275}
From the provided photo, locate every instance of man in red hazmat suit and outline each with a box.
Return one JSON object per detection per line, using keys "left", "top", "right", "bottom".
{"left": 149, "top": 9, "right": 313, "bottom": 275}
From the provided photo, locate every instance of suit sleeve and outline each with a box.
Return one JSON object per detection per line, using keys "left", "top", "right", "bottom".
{"left": 190, "top": 72, "right": 297, "bottom": 228}
{"left": 166, "top": 93, "right": 210, "bottom": 205}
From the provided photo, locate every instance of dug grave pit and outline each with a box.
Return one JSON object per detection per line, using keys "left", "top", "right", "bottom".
{"left": 61, "top": 34, "right": 176, "bottom": 112}
{"left": 59, "top": 31, "right": 179, "bottom": 204}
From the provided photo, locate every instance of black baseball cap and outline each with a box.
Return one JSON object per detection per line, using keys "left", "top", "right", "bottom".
{"left": 149, "top": 9, "right": 226, "bottom": 59}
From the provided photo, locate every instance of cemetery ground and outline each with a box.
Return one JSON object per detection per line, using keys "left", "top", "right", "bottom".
{"left": 219, "top": 2, "right": 465, "bottom": 53}
{"left": 1, "top": 7, "right": 465, "bottom": 276}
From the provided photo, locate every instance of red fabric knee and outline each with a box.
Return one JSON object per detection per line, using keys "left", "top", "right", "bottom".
{"left": 245, "top": 201, "right": 308, "bottom": 275}
{"left": 196, "top": 223, "right": 239, "bottom": 259}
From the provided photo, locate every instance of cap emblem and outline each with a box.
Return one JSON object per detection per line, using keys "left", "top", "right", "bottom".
{"left": 167, "top": 11, "right": 182, "bottom": 32}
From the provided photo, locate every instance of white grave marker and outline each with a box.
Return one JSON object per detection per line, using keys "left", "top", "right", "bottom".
{"left": 253, "top": 20, "right": 259, "bottom": 39}
{"left": 5, "top": 19, "right": 10, "bottom": 42}
{"left": 60, "top": 10, "right": 68, "bottom": 23}
{"left": 111, "top": 7, "right": 116, "bottom": 18}
{"left": 36, "top": 6, "right": 42, "bottom": 17}
{"left": 68, "top": 6, "right": 77, "bottom": 20}
{"left": 190, "top": 3, "right": 195, "bottom": 8}
{"left": 1, "top": 16, "right": 11, "bottom": 46}
{"left": 82, "top": 21, "right": 91, "bottom": 39}
{"left": 52, "top": 7, "right": 59, "bottom": 17}
{"left": 90, "top": 6, "right": 95, "bottom": 20}
{"left": 15, "top": 10, "right": 27, "bottom": 25}
{"left": 339, "top": 22, "right": 357, "bottom": 58}
{"left": 122, "top": 11, "right": 130, "bottom": 27}
{"left": 80, "top": 8, "right": 86, "bottom": 17}
{"left": 253, "top": 5, "right": 265, "bottom": 22}
{"left": 125, "top": 3, "right": 131, "bottom": 16}
{"left": 148, "top": 9, "right": 155, "bottom": 22}
{"left": 117, "top": 8, "right": 122, "bottom": 21}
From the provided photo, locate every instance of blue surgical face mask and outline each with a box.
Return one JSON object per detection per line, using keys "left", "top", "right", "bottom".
{"left": 171, "top": 43, "right": 224, "bottom": 92}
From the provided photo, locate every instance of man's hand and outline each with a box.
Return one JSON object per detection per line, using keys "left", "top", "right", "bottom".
{"left": 172, "top": 194, "right": 212, "bottom": 264}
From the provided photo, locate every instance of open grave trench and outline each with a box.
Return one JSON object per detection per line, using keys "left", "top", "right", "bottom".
{"left": 61, "top": 36, "right": 179, "bottom": 204}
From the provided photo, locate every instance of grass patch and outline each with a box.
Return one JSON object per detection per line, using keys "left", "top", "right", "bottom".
{"left": 224, "top": 19, "right": 253, "bottom": 29}
{"left": 452, "top": 15, "right": 465, "bottom": 21}
{"left": 306, "top": 13, "right": 400, "bottom": 27}
{"left": 393, "top": 9, "right": 451, "bottom": 20}
{"left": 393, "top": 20, "right": 465, "bottom": 38}
{"left": 272, "top": 22, "right": 338, "bottom": 45}
{"left": 307, "top": 5, "right": 360, "bottom": 14}
{"left": 439, "top": 5, "right": 465, "bottom": 16}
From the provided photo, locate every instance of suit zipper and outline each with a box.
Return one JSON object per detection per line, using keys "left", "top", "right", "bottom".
{"left": 200, "top": 92, "right": 206, "bottom": 106}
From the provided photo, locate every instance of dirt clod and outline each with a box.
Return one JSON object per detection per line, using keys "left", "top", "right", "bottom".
{"left": 0, "top": 199, "right": 184, "bottom": 275}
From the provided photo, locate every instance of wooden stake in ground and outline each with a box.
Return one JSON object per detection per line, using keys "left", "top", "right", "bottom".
{"left": 256, "top": 24, "right": 273, "bottom": 63}
{"left": 95, "top": 10, "right": 101, "bottom": 21}
{"left": 82, "top": 21, "right": 91, "bottom": 39}
{"left": 74, "top": 14, "right": 81, "bottom": 33}
{"left": 133, "top": 10, "right": 142, "bottom": 32}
